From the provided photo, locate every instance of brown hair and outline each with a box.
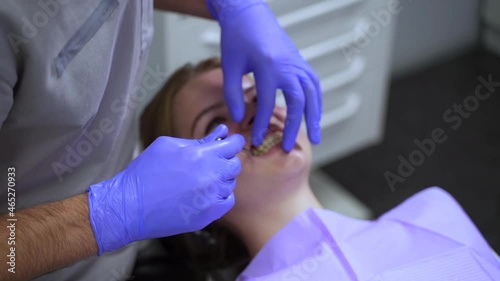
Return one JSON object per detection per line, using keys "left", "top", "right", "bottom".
{"left": 140, "top": 57, "right": 222, "bottom": 147}
{"left": 139, "top": 57, "right": 249, "bottom": 280}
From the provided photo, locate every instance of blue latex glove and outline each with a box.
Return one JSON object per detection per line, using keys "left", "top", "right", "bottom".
{"left": 207, "top": 0, "right": 322, "bottom": 151}
{"left": 88, "top": 125, "right": 244, "bottom": 255}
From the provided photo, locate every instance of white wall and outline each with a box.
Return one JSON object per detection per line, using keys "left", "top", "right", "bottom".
{"left": 391, "top": 0, "right": 480, "bottom": 77}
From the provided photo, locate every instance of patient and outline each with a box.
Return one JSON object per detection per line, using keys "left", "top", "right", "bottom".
{"left": 140, "top": 58, "right": 500, "bottom": 281}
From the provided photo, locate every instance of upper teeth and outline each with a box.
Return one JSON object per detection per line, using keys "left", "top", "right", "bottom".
{"left": 251, "top": 134, "right": 282, "bottom": 156}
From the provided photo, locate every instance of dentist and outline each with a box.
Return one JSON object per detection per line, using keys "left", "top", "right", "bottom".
{"left": 0, "top": 0, "right": 321, "bottom": 280}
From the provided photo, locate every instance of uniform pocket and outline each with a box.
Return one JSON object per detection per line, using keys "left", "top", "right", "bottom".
{"left": 54, "top": 0, "right": 119, "bottom": 77}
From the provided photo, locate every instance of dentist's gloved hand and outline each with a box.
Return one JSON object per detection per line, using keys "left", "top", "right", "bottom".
{"left": 207, "top": 0, "right": 322, "bottom": 152}
{"left": 88, "top": 125, "right": 244, "bottom": 255}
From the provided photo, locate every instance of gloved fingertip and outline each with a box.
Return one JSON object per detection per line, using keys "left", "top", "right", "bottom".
{"left": 281, "top": 138, "right": 293, "bottom": 153}
{"left": 225, "top": 193, "right": 235, "bottom": 207}
{"left": 230, "top": 106, "right": 245, "bottom": 123}
{"left": 216, "top": 124, "right": 229, "bottom": 135}
{"left": 252, "top": 135, "right": 262, "bottom": 147}
{"left": 315, "top": 120, "right": 322, "bottom": 141}
{"left": 310, "top": 125, "right": 322, "bottom": 145}
{"left": 314, "top": 128, "right": 322, "bottom": 144}
{"left": 252, "top": 125, "right": 268, "bottom": 146}
{"left": 205, "top": 124, "right": 228, "bottom": 142}
{"left": 225, "top": 135, "right": 245, "bottom": 155}
{"left": 231, "top": 133, "right": 246, "bottom": 148}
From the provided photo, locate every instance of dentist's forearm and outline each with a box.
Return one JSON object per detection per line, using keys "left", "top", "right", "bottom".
{"left": 0, "top": 194, "right": 98, "bottom": 281}
{"left": 154, "top": 0, "right": 213, "bottom": 19}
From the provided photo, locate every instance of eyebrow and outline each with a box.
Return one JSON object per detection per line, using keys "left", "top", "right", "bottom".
{"left": 191, "top": 101, "right": 225, "bottom": 136}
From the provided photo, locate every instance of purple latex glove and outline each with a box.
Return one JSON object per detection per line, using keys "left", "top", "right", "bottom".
{"left": 206, "top": 0, "right": 322, "bottom": 151}
{"left": 88, "top": 125, "right": 244, "bottom": 255}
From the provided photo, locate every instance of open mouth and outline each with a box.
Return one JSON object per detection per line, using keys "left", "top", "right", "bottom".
{"left": 248, "top": 132, "right": 283, "bottom": 156}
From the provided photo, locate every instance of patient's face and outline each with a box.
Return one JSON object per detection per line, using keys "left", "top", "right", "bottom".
{"left": 172, "top": 68, "right": 312, "bottom": 210}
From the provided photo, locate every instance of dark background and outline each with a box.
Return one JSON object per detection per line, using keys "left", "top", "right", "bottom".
{"left": 322, "top": 47, "right": 500, "bottom": 253}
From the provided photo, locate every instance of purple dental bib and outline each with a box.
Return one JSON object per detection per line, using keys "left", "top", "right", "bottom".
{"left": 237, "top": 187, "right": 500, "bottom": 281}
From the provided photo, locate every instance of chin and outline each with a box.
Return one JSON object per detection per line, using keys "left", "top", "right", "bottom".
{"left": 279, "top": 146, "right": 311, "bottom": 181}
{"left": 231, "top": 136, "right": 312, "bottom": 213}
